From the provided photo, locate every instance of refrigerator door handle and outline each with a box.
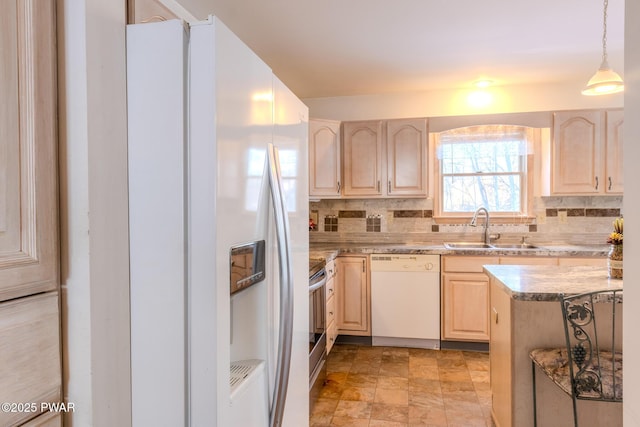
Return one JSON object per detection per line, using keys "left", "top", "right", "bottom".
{"left": 266, "top": 143, "right": 294, "bottom": 427}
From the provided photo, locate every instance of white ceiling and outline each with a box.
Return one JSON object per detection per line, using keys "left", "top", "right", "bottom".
{"left": 179, "top": 0, "right": 625, "bottom": 99}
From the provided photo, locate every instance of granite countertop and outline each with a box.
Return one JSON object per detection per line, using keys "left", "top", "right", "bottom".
{"left": 309, "top": 243, "right": 609, "bottom": 262}
{"left": 483, "top": 264, "right": 623, "bottom": 302}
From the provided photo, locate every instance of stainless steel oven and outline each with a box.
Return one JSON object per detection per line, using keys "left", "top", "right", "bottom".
{"left": 308, "top": 259, "right": 327, "bottom": 411}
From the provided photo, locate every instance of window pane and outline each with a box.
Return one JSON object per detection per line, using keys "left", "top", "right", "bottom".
{"left": 440, "top": 140, "right": 522, "bottom": 174}
{"left": 442, "top": 174, "right": 521, "bottom": 212}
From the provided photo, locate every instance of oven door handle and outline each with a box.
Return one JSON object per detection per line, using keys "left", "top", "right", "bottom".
{"left": 309, "top": 276, "right": 327, "bottom": 293}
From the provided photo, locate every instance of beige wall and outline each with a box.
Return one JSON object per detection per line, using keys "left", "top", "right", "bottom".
{"left": 303, "top": 80, "right": 623, "bottom": 122}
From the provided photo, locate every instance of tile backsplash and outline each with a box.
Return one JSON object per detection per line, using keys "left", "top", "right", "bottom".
{"left": 309, "top": 196, "right": 623, "bottom": 245}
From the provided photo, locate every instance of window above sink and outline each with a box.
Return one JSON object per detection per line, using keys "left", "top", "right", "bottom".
{"left": 432, "top": 124, "right": 544, "bottom": 224}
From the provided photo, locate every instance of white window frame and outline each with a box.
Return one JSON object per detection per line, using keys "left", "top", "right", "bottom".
{"left": 434, "top": 125, "right": 535, "bottom": 223}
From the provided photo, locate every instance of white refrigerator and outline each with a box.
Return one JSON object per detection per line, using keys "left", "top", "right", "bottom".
{"left": 127, "top": 17, "right": 309, "bottom": 427}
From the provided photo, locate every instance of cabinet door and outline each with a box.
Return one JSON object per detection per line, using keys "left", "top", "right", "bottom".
{"left": 0, "top": 4, "right": 61, "bottom": 424}
{"left": 342, "top": 121, "right": 383, "bottom": 197}
{"left": 442, "top": 273, "right": 490, "bottom": 341}
{"left": 309, "top": 119, "right": 342, "bottom": 198}
{"left": 127, "top": 0, "right": 179, "bottom": 23}
{"left": 386, "top": 118, "right": 427, "bottom": 197}
{"left": 552, "top": 111, "right": 603, "bottom": 194}
{"left": 605, "top": 110, "right": 624, "bottom": 194}
{"left": 0, "top": 0, "right": 59, "bottom": 301}
{"left": 336, "top": 256, "right": 370, "bottom": 335}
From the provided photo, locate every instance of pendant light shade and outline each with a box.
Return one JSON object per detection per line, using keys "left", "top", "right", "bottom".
{"left": 582, "top": 60, "right": 625, "bottom": 95}
{"left": 582, "top": 0, "right": 624, "bottom": 96}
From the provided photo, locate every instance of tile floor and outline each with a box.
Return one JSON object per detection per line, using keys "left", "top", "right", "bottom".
{"left": 310, "top": 344, "right": 495, "bottom": 427}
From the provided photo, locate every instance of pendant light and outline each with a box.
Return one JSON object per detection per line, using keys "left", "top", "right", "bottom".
{"left": 582, "top": 0, "right": 624, "bottom": 95}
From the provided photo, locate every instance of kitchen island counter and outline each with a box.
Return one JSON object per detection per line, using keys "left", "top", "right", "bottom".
{"left": 483, "top": 264, "right": 623, "bottom": 301}
{"left": 485, "top": 264, "right": 622, "bottom": 427}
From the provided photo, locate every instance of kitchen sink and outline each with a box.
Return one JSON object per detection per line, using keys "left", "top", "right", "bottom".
{"left": 444, "top": 242, "right": 540, "bottom": 250}
{"left": 444, "top": 242, "right": 493, "bottom": 249}
{"left": 489, "top": 243, "right": 539, "bottom": 249}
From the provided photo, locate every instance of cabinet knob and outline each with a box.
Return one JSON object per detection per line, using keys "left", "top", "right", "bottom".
{"left": 595, "top": 176, "right": 599, "bottom": 190}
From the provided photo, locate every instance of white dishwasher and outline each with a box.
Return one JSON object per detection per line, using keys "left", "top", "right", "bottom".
{"left": 370, "top": 254, "right": 440, "bottom": 349}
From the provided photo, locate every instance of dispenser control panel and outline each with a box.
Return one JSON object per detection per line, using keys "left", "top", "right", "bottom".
{"left": 230, "top": 240, "right": 266, "bottom": 295}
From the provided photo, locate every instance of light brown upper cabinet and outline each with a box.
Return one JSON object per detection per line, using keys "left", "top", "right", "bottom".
{"left": 309, "top": 119, "right": 342, "bottom": 198}
{"left": 342, "top": 120, "right": 384, "bottom": 197}
{"left": 551, "top": 110, "right": 623, "bottom": 195}
{"left": 605, "top": 110, "right": 624, "bottom": 193}
{"left": 127, "top": 0, "right": 179, "bottom": 23}
{"left": 342, "top": 118, "right": 428, "bottom": 198}
{"left": 386, "top": 118, "right": 428, "bottom": 197}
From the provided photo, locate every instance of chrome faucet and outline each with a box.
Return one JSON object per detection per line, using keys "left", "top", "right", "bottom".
{"left": 470, "top": 207, "right": 490, "bottom": 244}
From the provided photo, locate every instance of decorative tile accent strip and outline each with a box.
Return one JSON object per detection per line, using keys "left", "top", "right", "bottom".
{"left": 432, "top": 224, "right": 439, "bottom": 232}
{"left": 546, "top": 209, "right": 558, "bottom": 217}
{"left": 529, "top": 224, "right": 537, "bottom": 232}
{"left": 567, "top": 208, "right": 585, "bottom": 217}
{"left": 393, "top": 210, "right": 423, "bottom": 218}
{"left": 423, "top": 210, "right": 433, "bottom": 218}
{"left": 586, "top": 208, "right": 621, "bottom": 217}
{"left": 338, "top": 210, "right": 366, "bottom": 218}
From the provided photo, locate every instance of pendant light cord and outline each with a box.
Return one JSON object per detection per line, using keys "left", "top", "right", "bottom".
{"left": 601, "top": 0, "right": 609, "bottom": 64}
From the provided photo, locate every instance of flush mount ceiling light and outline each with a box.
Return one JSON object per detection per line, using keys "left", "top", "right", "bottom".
{"left": 582, "top": 0, "right": 624, "bottom": 95}
{"left": 474, "top": 79, "right": 493, "bottom": 88}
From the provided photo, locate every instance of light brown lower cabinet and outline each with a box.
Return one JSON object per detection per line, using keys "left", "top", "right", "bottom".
{"left": 442, "top": 255, "right": 605, "bottom": 343}
{"left": 442, "top": 272, "right": 491, "bottom": 341}
{"left": 22, "top": 411, "right": 62, "bottom": 427}
{"left": 0, "top": 292, "right": 62, "bottom": 427}
{"left": 441, "top": 256, "right": 498, "bottom": 342}
{"left": 336, "top": 255, "right": 371, "bottom": 336}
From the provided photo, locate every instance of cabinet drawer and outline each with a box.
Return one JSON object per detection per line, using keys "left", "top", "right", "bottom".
{"left": 326, "top": 277, "right": 335, "bottom": 300}
{"left": 0, "top": 292, "right": 62, "bottom": 427}
{"left": 326, "top": 294, "right": 336, "bottom": 326}
{"left": 442, "top": 256, "right": 499, "bottom": 273}
{"left": 326, "top": 259, "right": 336, "bottom": 278}
{"left": 22, "top": 411, "right": 62, "bottom": 427}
